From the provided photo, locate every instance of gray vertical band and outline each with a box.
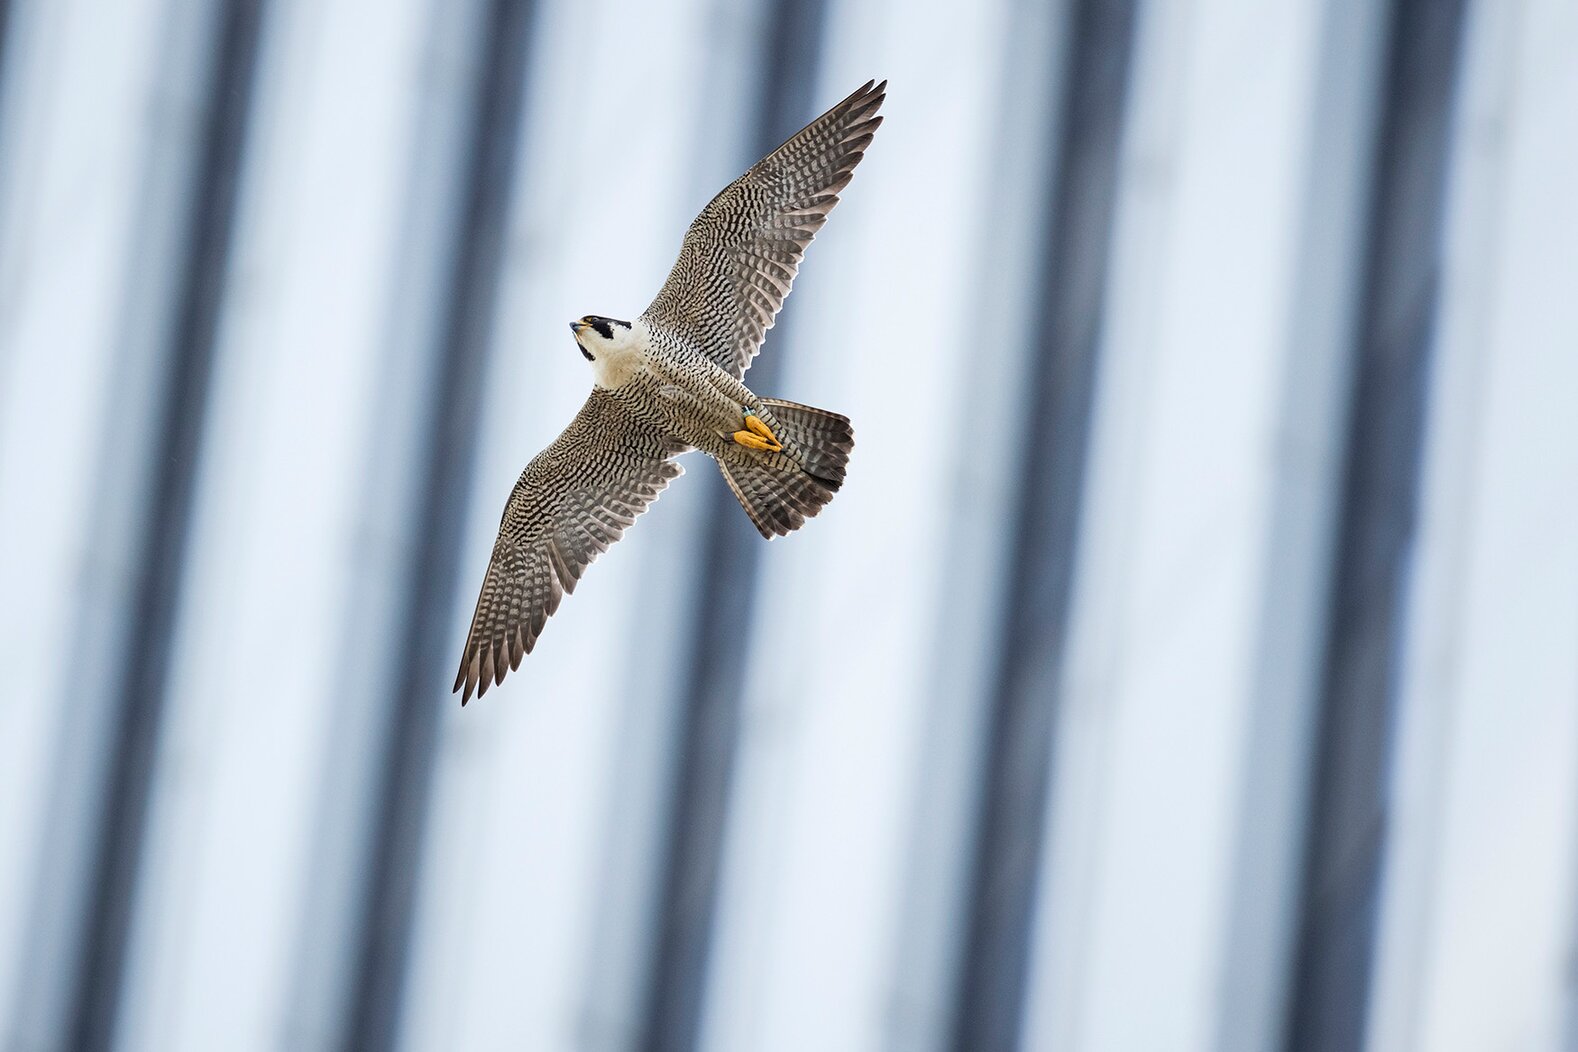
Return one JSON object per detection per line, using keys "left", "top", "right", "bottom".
{"left": 334, "top": 1, "right": 537, "bottom": 1048}
{"left": 0, "top": 0, "right": 15, "bottom": 252}
{"left": 0, "top": 0, "right": 11, "bottom": 113}
{"left": 636, "top": 2, "right": 829, "bottom": 1049}
{"left": 1284, "top": 0, "right": 1470, "bottom": 1048}
{"left": 1214, "top": 2, "right": 1392, "bottom": 1049}
{"left": 63, "top": 3, "right": 266, "bottom": 1049}
{"left": 949, "top": 1, "right": 1138, "bottom": 1048}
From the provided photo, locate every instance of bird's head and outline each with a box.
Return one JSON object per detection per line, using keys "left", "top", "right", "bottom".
{"left": 569, "top": 315, "right": 635, "bottom": 363}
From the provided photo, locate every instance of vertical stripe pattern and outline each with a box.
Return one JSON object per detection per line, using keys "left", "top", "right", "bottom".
{"left": 0, "top": 1, "right": 1568, "bottom": 1050}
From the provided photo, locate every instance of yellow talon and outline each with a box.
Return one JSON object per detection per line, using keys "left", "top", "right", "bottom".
{"left": 743, "top": 413, "right": 775, "bottom": 442}
{"left": 733, "top": 411, "right": 782, "bottom": 452}
{"left": 732, "top": 429, "right": 781, "bottom": 452}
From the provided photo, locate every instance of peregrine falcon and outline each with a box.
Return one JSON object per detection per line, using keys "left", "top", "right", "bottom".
{"left": 453, "top": 79, "right": 886, "bottom": 702}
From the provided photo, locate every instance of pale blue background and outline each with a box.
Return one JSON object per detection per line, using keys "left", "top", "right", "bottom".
{"left": 0, "top": 0, "right": 1574, "bottom": 1049}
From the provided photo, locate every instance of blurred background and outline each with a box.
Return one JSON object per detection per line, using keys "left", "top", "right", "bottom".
{"left": 1, "top": 0, "right": 1574, "bottom": 1048}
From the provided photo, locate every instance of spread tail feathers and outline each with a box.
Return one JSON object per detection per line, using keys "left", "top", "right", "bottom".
{"left": 720, "top": 399, "right": 853, "bottom": 538}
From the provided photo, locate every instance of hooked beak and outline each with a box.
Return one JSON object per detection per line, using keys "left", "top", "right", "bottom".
{"left": 569, "top": 320, "right": 587, "bottom": 337}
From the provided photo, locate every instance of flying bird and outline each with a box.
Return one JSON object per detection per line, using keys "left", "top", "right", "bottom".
{"left": 453, "top": 79, "right": 886, "bottom": 703}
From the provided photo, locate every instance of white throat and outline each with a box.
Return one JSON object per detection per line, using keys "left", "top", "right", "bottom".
{"left": 589, "top": 318, "right": 650, "bottom": 389}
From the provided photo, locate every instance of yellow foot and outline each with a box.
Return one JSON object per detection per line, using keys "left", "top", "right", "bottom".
{"left": 732, "top": 410, "right": 782, "bottom": 452}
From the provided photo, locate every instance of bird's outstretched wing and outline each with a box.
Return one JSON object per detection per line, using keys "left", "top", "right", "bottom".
{"left": 642, "top": 79, "right": 886, "bottom": 379}
{"left": 453, "top": 390, "right": 684, "bottom": 703}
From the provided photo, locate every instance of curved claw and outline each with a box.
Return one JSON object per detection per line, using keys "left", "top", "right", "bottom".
{"left": 732, "top": 428, "right": 782, "bottom": 452}
{"left": 732, "top": 408, "right": 783, "bottom": 452}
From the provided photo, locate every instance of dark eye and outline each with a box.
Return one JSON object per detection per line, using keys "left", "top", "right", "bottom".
{"left": 588, "top": 317, "right": 614, "bottom": 340}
